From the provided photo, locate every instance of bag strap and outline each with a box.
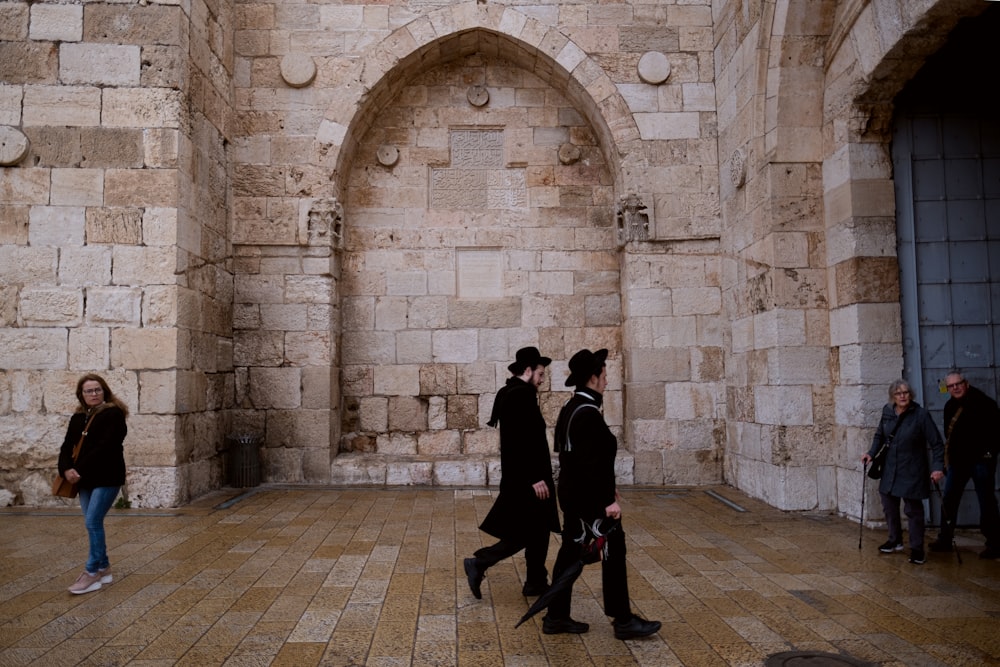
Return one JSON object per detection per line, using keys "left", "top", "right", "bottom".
{"left": 71, "top": 410, "right": 102, "bottom": 463}
{"left": 944, "top": 405, "right": 963, "bottom": 469}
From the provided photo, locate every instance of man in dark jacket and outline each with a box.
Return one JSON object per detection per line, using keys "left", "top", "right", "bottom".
{"left": 464, "top": 347, "right": 560, "bottom": 599}
{"left": 543, "top": 348, "right": 661, "bottom": 640}
{"left": 930, "top": 371, "right": 1000, "bottom": 559}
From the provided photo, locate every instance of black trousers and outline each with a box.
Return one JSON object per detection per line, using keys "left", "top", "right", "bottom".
{"left": 938, "top": 456, "right": 1000, "bottom": 547}
{"left": 547, "top": 512, "right": 631, "bottom": 620}
{"left": 473, "top": 527, "right": 550, "bottom": 586}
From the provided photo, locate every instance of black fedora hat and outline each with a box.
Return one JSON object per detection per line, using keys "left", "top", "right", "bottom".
{"left": 564, "top": 348, "right": 608, "bottom": 387}
{"left": 508, "top": 346, "right": 552, "bottom": 374}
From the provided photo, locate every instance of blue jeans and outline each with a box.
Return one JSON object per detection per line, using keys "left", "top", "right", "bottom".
{"left": 938, "top": 456, "right": 1000, "bottom": 548}
{"left": 78, "top": 486, "right": 119, "bottom": 573}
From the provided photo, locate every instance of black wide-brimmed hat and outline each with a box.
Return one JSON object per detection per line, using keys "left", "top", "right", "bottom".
{"left": 508, "top": 346, "right": 552, "bottom": 374}
{"left": 564, "top": 348, "right": 608, "bottom": 387}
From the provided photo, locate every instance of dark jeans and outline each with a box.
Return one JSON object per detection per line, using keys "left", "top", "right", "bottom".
{"left": 547, "top": 513, "right": 630, "bottom": 621}
{"left": 473, "top": 528, "right": 550, "bottom": 586}
{"left": 937, "top": 456, "right": 1000, "bottom": 548}
{"left": 879, "top": 492, "right": 925, "bottom": 550}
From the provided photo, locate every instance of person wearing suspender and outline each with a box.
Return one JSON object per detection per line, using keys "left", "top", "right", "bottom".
{"left": 544, "top": 348, "right": 661, "bottom": 640}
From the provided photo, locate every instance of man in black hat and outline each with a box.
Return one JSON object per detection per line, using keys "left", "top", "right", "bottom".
{"left": 543, "top": 348, "right": 661, "bottom": 640}
{"left": 464, "top": 347, "right": 561, "bottom": 599}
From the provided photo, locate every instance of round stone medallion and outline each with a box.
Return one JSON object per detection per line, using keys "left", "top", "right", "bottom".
{"left": 0, "top": 126, "right": 30, "bottom": 166}
{"left": 637, "top": 51, "right": 671, "bottom": 85}
{"left": 377, "top": 145, "right": 399, "bottom": 167}
{"left": 467, "top": 85, "right": 489, "bottom": 107}
{"left": 280, "top": 54, "right": 317, "bottom": 88}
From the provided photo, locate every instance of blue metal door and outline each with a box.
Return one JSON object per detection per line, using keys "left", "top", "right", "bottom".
{"left": 894, "top": 112, "right": 1000, "bottom": 526}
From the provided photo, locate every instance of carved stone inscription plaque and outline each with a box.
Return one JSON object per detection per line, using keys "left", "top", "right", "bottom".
{"left": 457, "top": 248, "right": 503, "bottom": 299}
{"left": 431, "top": 130, "right": 526, "bottom": 210}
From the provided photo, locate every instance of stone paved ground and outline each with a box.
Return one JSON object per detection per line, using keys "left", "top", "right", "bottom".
{"left": 1, "top": 486, "right": 998, "bottom": 666}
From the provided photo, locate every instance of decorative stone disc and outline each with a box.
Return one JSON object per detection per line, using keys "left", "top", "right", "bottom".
{"left": 637, "top": 51, "right": 671, "bottom": 85}
{"left": 467, "top": 85, "right": 489, "bottom": 107}
{"left": 0, "top": 126, "right": 29, "bottom": 166}
{"left": 558, "top": 143, "right": 581, "bottom": 165}
{"left": 280, "top": 54, "right": 317, "bottom": 88}
{"left": 377, "top": 145, "right": 399, "bottom": 167}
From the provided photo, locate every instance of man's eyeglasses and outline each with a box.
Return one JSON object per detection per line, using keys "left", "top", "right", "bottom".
{"left": 946, "top": 381, "right": 967, "bottom": 390}
{"left": 82, "top": 388, "right": 104, "bottom": 395}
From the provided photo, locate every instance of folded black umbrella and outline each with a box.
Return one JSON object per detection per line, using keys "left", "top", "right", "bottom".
{"left": 515, "top": 517, "right": 620, "bottom": 628}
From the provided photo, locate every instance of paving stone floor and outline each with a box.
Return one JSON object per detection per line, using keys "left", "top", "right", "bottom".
{"left": 1, "top": 485, "right": 998, "bottom": 666}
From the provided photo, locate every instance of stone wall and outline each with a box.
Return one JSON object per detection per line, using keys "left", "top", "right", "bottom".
{"left": 0, "top": 0, "right": 989, "bottom": 511}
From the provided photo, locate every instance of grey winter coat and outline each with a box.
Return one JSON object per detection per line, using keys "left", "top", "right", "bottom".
{"left": 868, "top": 401, "right": 944, "bottom": 499}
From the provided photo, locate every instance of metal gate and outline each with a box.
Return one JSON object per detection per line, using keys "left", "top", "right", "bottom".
{"left": 893, "top": 112, "right": 1000, "bottom": 526}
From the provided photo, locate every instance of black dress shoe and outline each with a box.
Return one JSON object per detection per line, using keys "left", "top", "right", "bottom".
{"left": 521, "top": 581, "right": 549, "bottom": 597}
{"left": 613, "top": 614, "right": 661, "bottom": 640}
{"left": 542, "top": 615, "right": 589, "bottom": 634}
{"left": 464, "top": 558, "right": 484, "bottom": 599}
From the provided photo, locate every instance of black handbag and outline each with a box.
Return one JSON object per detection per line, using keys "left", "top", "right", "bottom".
{"left": 868, "top": 411, "right": 907, "bottom": 480}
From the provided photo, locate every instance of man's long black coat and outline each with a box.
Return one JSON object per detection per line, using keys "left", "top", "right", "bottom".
{"left": 479, "top": 377, "right": 561, "bottom": 540}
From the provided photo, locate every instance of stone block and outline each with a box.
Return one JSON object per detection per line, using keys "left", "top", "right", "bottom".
{"left": 0, "top": 205, "right": 30, "bottom": 246}
{"left": 60, "top": 44, "right": 139, "bottom": 86}
{"left": 68, "top": 327, "right": 109, "bottom": 370}
{"left": 86, "top": 209, "right": 143, "bottom": 245}
{"left": 285, "top": 331, "right": 331, "bottom": 366}
{"left": 0, "top": 329, "right": 66, "bottom": 370}
{"left": 396, "top": 330, "right": 431, "bottom": 364}
{"left": 1, "top": 171, "right": 47, "bottom": 209}
{"left": 447, "top": 299, "right": 522, "bottom": 328}
{"left": 234, "top": 330, "right": 283, "bottom": 367}
{"left": 0, "top": 2, "right": 28, "bottom": 40}
{"left": 286, "top": 276, "right": 334, "bottom": 304}
{"left": 359, "top": 396, "right": 388, "bottom": 432}
{"left": 585, "top": 294, "right": 621, "bottom": 326}
{"left": 103, "top": 88, "right": 181, "bottom": 128}
{"left": 624, "top": 383, "right": 665, "bottom": 420}
{"left": 50, "top": 169, "right": 103, "bottom": 207}
{"left": 627, "top": 347, "right": 690, "bottom": 382}
{"left": 446, "top": 394, "right": 477, "bottom": 430}
{"left": 28, "top": 206, "right": 85, "bottom": 247}
{"left": 833, "top": 256, "right": 899, "bottom": 308}
{"left": 419, "top": 364, "right": 456, "bottom": 395}
{"left": 755, "top": 385, "right": 813, "bottom": 426}
{"left": 0, "top": 84, "right": 22, "bottom": 126}
{"left": 247, "top": 367, "right": 301, "bottom": 409}
{"left": 375, "top": 296, "right": 407, "bottom": 331}
{"left": 374, "top": 365, "right": 419, "bottom": 396}
{"left": 86, "top": 287, "right": 141, "bottom": 325}
{"left": 18, "top": 287, "right": 83, "bottom": 327}
{"left": 112, "top": 246, "right": 177, "bottom": 286}
{"left": 377, "top": 432, "right": 417, "bottom": 456}
{"left": 432, "top": 329, "right": 478, "bottom": 363}
{"left": 22, "top": 85, "right": 100, "bottom": 126}
{"left": 464, "top": 429, "right": 499, "bottom": 455}
{"left": 0, "top": 43, "right": 57, "bottom": 85}
{"left": 634, "top": 112, "right": 701, "bottom": 140}
{"left": 141, "top": 45, "right": 185, "bottom": 88}
{"left": 766, "top": 346, "right": 832, "bottom": 385}
{"left": 457, "top": 362, "right": 495, "bottom": 395}
{"left": 30, "top": 3, "right": 82, "bottom": 42}
{"left": 627, "top": 288, "right": 672, "bottom": 317}
{"left": 433, "top": 460, "right": 487, "bottom": 486}
{"left": 139, "top": 370, "right": 176, "bottom": 414}
{"left": 417, "top": 430, "right": 460, "bottom": 456}
{"left": 408, "top": 297, "right": 448, "bottom": 328}
{"left": 143, "top": 286, "right": 178, "bottom": 327}
{"left": 111, "top": 328, "right": 178, "bottom": 370}
{"left": 829, "top": 303, "right": 901, "bottom": 346}
{"left": 671, "top": 286, "right": 721, "bottom": 316}
{"left": 428, "top": 395, "right": 447, "bottom": 430}
{"left": 104, "top": 169, "right": 178, "bottom": 208}
{"left": 342, "top": 331, "right": 396, "bottom": 365}
{"left": 386, "top": 461, "right": 434, "bottom": 485}
{"left": 83, "top": 4, "right": 184, "bottom": 45}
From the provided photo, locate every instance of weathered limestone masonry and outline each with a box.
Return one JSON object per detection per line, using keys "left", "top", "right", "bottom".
{"left": 0, "top": 0, "right": 988, "bottom": 513}
{"left": 1, "top": 0, "right": 235, "bottom": 507}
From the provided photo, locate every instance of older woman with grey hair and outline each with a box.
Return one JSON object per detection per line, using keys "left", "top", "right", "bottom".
{"left": 862, "top": 379, "right": 945, "bottom": 564}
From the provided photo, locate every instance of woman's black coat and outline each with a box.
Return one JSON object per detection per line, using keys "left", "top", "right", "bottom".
{"left": 58, "top": 404, "right": 127, "bottom": 490}
{"left": 868, "top": 400, "right": 944, "bottom": 500}
{"left": 479, "top": 377, "right": 561, "bottom": 540}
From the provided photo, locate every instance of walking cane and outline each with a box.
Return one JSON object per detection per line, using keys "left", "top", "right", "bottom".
{"left": 859, "top": 461, "right": 868, "bottom": 550}
{"left": 934, "top": 480, "right": 962, "bottom": 564}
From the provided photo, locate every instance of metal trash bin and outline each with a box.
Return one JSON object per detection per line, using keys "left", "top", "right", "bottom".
{"left": 226, "top": 432, "right": 263, "bottom": 488}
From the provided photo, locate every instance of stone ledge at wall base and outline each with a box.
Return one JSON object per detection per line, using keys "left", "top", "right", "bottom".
{"left": 327, "top": 452, "right": 637, "bottom": 487}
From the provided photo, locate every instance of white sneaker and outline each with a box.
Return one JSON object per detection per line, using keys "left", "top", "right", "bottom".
{"left": 98, "top": 567, "right": 112, "bottom": 584}
{"left": 68, "top": 571, "right": 102, "bottom": 595}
